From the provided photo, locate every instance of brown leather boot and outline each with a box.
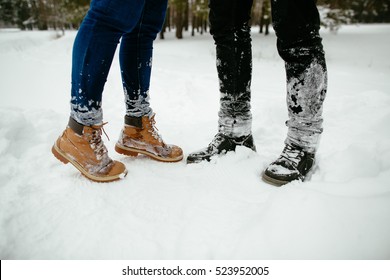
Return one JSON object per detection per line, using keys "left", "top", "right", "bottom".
{"left": 115, "top": 114, "right": 183, "bottom": 162}
{"left": 52, "top": 117, "right": 127, "bottom": 182}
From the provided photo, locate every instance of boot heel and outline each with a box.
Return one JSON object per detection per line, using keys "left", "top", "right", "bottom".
{"left": 125, "top": 151, "right": 138, "bottom": 157}
{"left": 51, "top": 145, "right": 69, "bottom": 164}
{"left": 115, "top": 145, "right": 138, "bottom": 157}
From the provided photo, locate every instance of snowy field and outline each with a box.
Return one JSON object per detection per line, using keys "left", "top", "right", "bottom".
{"left": 0, "top": 24, "right": 389, "bottom": 260}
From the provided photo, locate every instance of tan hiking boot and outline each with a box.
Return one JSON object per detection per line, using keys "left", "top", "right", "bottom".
{"left": 52, "top": 117, "right": 127, "bottom": 182}
{"left": 115, "top": 114, "right": 183, "bottom": 162}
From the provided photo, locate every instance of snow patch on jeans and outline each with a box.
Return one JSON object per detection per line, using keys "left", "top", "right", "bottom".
{"left": 285, "top": 60, "right": 327, "bottom": 152}
{"left": 218, "top": 91, "right": 252, "bottom": 137}
{"left": 70, "top": 100, "right": 103, "bottom": 126}
{"left": 124, "top": 88, "right": 153, "bottom": 118}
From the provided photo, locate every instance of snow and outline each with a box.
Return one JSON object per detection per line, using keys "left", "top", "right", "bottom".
{"left": 0, "top": 25, "right": 390, "bottom": 260}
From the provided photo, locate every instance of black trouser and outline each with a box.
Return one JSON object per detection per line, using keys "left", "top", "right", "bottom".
{"left": 209, "top": 0, "right": 253, "bottom": 137}
{"left": 209, "top": 0, "right": 327, "bottom": 152}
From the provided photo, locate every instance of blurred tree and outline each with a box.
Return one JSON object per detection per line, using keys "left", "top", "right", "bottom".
{"left": 0, "top": 0, "right": 89, "bottom": 30}
{"left": 190, "top": 0, "right": 208, "bottom": 36}
{"left": 170, "top": 0, "right": 187, "bottom": 39}
{"left": 15, "top": 0, "right": 32, "bottom": 29}
{"left": 62, "top": 0, "right": 89, "bottom": 29}
{"left": 1, "top": 0, "right": 389, "bottom": 33}
{"left": 259, "top": 0, "right": 271, "bottom": 35}
{"left": 159, "top": 4, "right": 170, "bottom": 39}
{"left": 0, "top": 0, "right": 16, "bottom": 26}
{"left": 251, "top": 0, "right": 271, "bottom": 35}
{"left": 317, "top": 0, "right": 390, "bottom": 28}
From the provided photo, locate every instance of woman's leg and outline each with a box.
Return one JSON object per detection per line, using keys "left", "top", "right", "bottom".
{"left": 115, "top": 0, "right": 183, "bottom": 163}
{"left": 119, "top": 0, "right": 168, "bottom": 117}
{"left": 70, "top": 0, "right": 146, "bottom": 125}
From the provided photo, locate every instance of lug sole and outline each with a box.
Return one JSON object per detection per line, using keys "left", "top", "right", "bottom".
{"left": 261, "top": 172, "right": 290, "bottom": 187}
{"left": 261, "top": 164, "right": 317, "bottom": 187}
{"left": 186, "top": 155, "right": 211, "bottom": 164}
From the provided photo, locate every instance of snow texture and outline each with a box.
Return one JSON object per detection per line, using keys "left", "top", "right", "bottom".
{"left": 0, "top": 25, "right": 390, "bottom": 259}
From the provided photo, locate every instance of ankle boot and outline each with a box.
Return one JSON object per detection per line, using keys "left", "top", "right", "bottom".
{"left": 115, "top": 114, "right": 183, "bottom": 162}
{"left": 187, "top": 132, "right": 256, "bottom": 164}
{"left": 262, "top": 143, "right": 315, "bottom": 186}
{"left": 52, "top": 117, "right": 127, "bottom": 182}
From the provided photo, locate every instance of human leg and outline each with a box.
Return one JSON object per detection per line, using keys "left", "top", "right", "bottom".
{"left": 187, "top": 0, "right": 256, "bottom": 164}
{"left": 115, "top": 0, "right": 183, "bottom": 162}
{"left": 70, "top": 0, "right": 146, "bottom": 126}
{"left": 119, "top": 0, "right": 168, "bottom": 118}
{"left": 272, "top": 0, "right": 327, "bottom": 153}
{"left": 263, "top": 0, "right": 327, "bottom": 185}
{"left": 210, "top": 0, "right": 254, "bottom": 138}
{"left": 53, "top": 0, "right": 147, "bottom": 181}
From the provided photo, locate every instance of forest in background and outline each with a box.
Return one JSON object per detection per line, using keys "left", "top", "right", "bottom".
{"left": 0, "top": 0, "right": 390, "bottom": 38}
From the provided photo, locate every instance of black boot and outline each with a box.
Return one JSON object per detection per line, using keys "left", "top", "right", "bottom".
{"left": 262, "top": 144, "right": 315, "bottom": 186}
{"left": 186, "top": 133, "right": 256, "bottom": 164}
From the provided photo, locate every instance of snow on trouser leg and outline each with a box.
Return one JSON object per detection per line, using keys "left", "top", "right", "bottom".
{"left": 262, "top": 44, "right": 327, "bottom": 185}
{"left": 271, "top": 0, "right": 327, "bottom": 153}
{"left": 262, "top": 0, "right": 326, "bottom": 185}
{"left": 284, "top": 52, "right": 327, "bottom": 153}
{"left": 218, "top": 92, "right": 253, "bottom": 138}
{"left": 186, "top": 22, "right": 256, "bottom": 164}
{"left": 185, "top": 1, "right": 256, "bottom": 164}
{"left": 214, "top": 23, "right": 253, "bottom": 138}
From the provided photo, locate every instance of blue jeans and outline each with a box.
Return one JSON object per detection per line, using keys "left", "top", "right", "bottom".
{"left": 70, "top": 0, "right": 168, "bottom": 126}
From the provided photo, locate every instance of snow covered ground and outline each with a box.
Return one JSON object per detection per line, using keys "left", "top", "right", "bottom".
{"left": 0, "top": 24, "right": 389, "bottom": 260}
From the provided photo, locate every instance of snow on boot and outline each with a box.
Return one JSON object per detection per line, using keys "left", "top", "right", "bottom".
{"left": 186, "top": 132, "right": 256, "bottom": 164}
{"left": 115, "top": 114, "right": 183, "bottom": 162}
{"left": 262, "top": 144, "right": 315, "bottom": 186}
{"left": 52, "top": 117, "right": 127, "bottom": 182}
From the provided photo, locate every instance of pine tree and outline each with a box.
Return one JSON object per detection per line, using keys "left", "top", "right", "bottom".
{"left": 190, "top": 0, "right": 208, "bottom": 36}
{"left": 0, "top": 0, "right": 16, "bottom": 26}
{"left": 171, "top": 0, "right": 187, "bottom": 39}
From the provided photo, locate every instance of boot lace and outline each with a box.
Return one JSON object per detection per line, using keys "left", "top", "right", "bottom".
{"left": 207, "top": 133, "right": 227, "bottom": 153}
{"left": 148, "top": 115, "right": 163, "bottom": 142}
{"left": 279, "top": 144, "right": 303, "bottom": 169}
{"left": 89, "top": 123, "right": 109, "bottom": 161}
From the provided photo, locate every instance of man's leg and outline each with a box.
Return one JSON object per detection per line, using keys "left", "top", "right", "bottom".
{"left": 210, "top": 0, "right": 254, "bottom": 138}
{"left": 187, "top": 0, "right": 256, "bottom": 164}
{"left": 262, "top": 0, "right": 327, "bottom": 185}
{"left": 272, "top": 0, "right": 327, "bottom": 152}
